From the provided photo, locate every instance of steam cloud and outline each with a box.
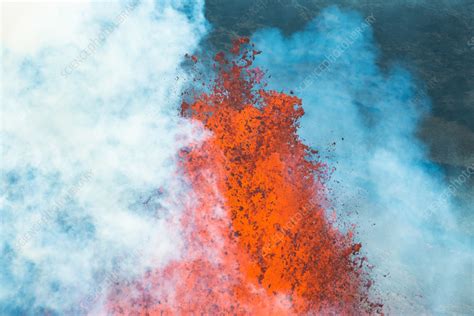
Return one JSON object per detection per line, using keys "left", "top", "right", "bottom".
{"left": 252, "top": 6, "right": 473, "bottom": 314}
{"left": 1, "top": 2, "right": 472, "bottom": 314}
{"left": 1, "top": 0, "right": 207, "bottom": 314}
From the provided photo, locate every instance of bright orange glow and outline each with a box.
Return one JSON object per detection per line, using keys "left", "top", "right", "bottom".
{"left": 107, "top": 38, "right": 382, "bottom": 315}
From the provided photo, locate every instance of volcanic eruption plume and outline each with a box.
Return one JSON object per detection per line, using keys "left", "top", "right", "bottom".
{"left": 5, "top": 1, "right": 474, "bottom": 314}
{"left": 107, "top": 38, "right": 382, "bottom": 315}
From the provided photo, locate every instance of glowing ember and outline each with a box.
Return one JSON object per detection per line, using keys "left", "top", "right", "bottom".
{"left": 107, "top": 38, "right": 382, "bottom": 315}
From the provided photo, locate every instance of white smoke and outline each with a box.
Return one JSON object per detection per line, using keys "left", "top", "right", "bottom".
{"left": 0, "top": 0, "right": 207, "bottom": 314}
{"left": 251, "top": 6, "right": 473, "bottom": 314}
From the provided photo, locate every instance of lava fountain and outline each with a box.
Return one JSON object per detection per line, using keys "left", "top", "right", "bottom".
{"left": 107, "top": 38, "right": 382, "bottom": 315}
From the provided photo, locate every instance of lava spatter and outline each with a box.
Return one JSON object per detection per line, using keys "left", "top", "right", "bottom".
{"left": 107, "top": 38, "right": 382, "bottom": 315}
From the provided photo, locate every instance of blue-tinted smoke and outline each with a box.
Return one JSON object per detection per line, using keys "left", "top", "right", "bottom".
{"left": 252, "top": 6, "right": 473, "bottom": 314}
{"left": 0, "top": 0, "right": 207, "bottom": 314}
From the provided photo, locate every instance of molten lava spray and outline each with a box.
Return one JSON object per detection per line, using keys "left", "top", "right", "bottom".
{"left": 107, "top": 39, "right": 382, "bottom": 315}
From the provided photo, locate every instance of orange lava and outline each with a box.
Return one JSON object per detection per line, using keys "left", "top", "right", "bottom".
{"left": 107, "top": 38, "right": 382, "bottom": 315}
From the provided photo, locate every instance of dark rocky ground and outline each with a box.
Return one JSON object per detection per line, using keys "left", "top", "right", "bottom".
{"left": 204, "top": 0, "right": 474, "bottom": 233}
